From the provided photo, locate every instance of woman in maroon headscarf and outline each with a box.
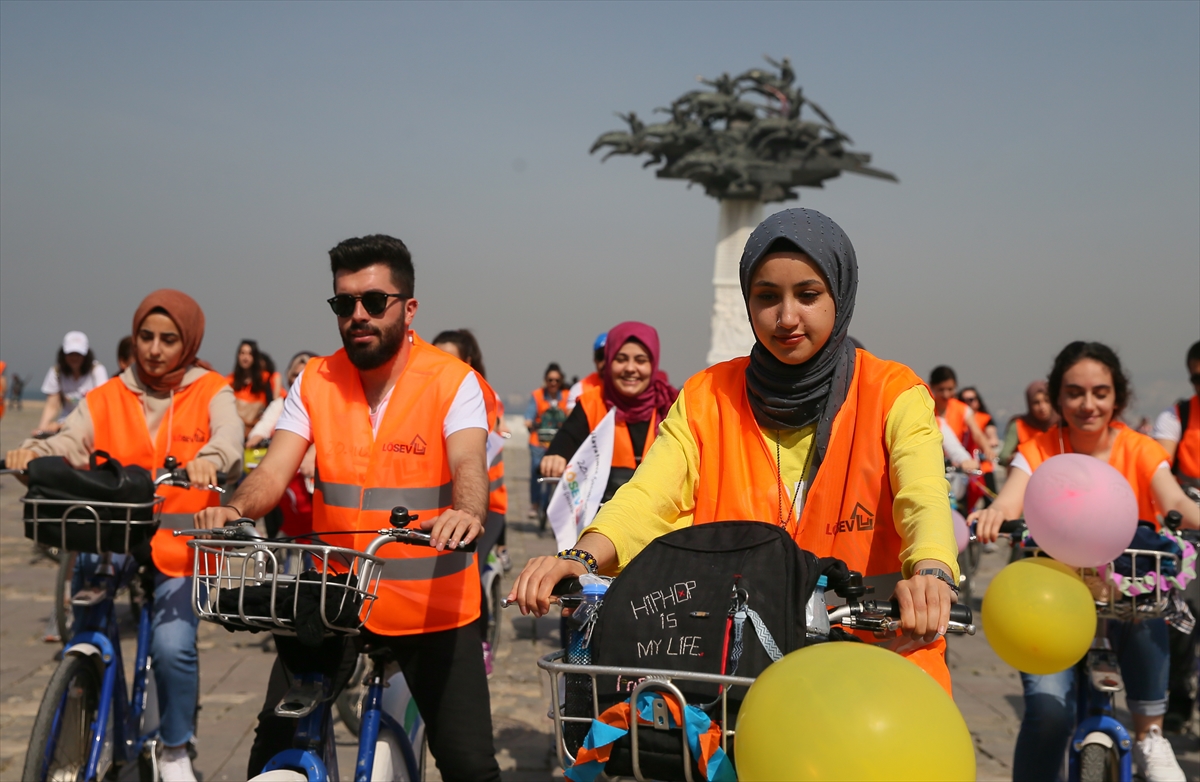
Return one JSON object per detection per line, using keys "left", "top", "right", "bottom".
{"left": 540, "top": 321, "right": 677, "bottom": 502}
{"left": 998, "top": 380, "right": 1059, "bottom": 466}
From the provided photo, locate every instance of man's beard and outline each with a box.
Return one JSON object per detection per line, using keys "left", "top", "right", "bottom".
{"left": 341, "top": 320, "right": 404, "bottom": 370}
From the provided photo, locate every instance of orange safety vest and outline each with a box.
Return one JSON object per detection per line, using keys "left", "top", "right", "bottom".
{"left": 682, "top": 350, "right": 952, "bottom": 693}
{"left": 1174, "top": 396, "right": 1200, "bottom": 482}
{"left": 304, "top": 337, "right": 480, "bottom": 636}
{"left": 1018, "top": 423, "right": 1171, "bottom": 528}
{"left": 88, "top": 372, "right": 227, "bottom": 577}
{"left": 478, "top": 375, "right": 508, "bottom": 515}
{"left": 528, "top": 386, "right": 568, "bottom": 446}
{"left": 227, "top": 371, "right": 272, "bottom": 406}
{"left": 1014, "top": 416, "right": 1039, "bottom": 446}
{"left": 578, "top": 386, "right": 658, "bottom": 469}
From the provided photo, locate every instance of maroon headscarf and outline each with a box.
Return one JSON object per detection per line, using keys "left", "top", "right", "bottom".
{"left": 1022, "top": 380, "right": 1058, "bottom": 431}
{"left": 601, "top": 321, "right": 679, "bottom": 424}
{"left": 131, "top": 289, "right": 212, "bottom": 393}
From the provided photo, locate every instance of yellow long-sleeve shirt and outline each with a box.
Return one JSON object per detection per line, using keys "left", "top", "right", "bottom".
{"left": 587, "top": 384, "right": 959, "bottom": 580}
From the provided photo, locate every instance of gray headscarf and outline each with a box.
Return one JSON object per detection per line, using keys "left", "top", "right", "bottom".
{"left": 739, "top": 208, "right": 858, "bottom": 469}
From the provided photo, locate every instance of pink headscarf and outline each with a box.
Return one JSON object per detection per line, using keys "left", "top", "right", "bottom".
{"left": 601, "top": 321, "right": 679, "bottom": 424}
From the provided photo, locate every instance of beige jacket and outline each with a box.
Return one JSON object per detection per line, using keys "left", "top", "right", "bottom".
{"left": 21, "top": 366, "right": 243, "bottom": 473}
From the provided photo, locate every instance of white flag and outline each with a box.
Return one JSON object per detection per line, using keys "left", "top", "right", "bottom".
{"left": 547, "top": 407, "right": 615, "bottom": 550}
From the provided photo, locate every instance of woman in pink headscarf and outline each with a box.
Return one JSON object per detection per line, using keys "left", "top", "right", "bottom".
{"left": 540, "top": 321, "right": 677, "bottom": 502}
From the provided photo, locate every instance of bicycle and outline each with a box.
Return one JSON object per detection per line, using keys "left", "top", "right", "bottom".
{"left": 517, "top": 570, "right": 975, "bottom": 781}
{"left": 992, "top": 513, "right": 1197, "bottom": 782}
{"left": 335, "top": 537, "right": 504, "bottom": 736}
{"left": 178, "top": 506, "right": 475, "bottom": 781}
{"left": 3, "top": 458, "right": 226, "bottom": 782}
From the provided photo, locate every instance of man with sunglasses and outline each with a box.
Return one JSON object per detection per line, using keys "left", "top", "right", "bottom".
{"left": 196, "top": 234, "right": 500, "bottom": 780}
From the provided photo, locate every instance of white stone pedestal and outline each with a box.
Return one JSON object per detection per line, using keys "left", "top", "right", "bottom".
{"left": 706, "top": 199, "right": 763, "bottom": 365}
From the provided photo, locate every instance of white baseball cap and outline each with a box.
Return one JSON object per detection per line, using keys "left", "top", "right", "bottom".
{"left": 62, "top": 331, "right": 90, "bottom": 355}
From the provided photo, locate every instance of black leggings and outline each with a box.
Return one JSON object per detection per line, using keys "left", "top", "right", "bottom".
{"left": 247, "top": 626, "right": 500, "bottom": 781}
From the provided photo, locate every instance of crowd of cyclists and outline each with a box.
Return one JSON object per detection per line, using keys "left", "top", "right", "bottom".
{"left": 0, "top": 207, "right": 1197, "bottom": 782}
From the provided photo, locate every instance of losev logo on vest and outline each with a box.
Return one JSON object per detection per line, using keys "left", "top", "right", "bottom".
{"left": 827, "top": 502, "right": 875, "bottom": 534}
{"left": 174, "top": 428, "right": 208, "bottom": 444}
{"left": 382, "top": 435, "right": 427, "bottom": 456}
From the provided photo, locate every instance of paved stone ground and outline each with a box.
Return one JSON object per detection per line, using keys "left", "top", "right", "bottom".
{"left": 2, "top": 402, "right": 1196, "bottom": 780}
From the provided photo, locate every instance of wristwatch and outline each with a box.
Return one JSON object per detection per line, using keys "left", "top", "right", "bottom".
{"left": 916, "top": 567, "right": 960, "bottom": 595}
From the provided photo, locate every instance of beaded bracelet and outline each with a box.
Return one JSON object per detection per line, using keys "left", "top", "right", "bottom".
{"left": 555, "top": 548, "right": 599, "bottom": 575}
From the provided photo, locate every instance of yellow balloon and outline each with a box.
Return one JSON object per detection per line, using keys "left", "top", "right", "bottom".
{"left": 982, "top": 557, "right": 1095, "bottom": 675}
{"left": 735, "top": 642, "right": 975, "bottom": 781}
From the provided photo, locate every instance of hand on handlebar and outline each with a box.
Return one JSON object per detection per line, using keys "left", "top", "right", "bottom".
{"left": 418, "top": 508, "right": 482, "bottom": 552}
{"left": 194, "top": 505, "right": 244, "bottom": 530}
{"left": 2, "top": 448, "right": 37, "bottom": 481}
{"left": 185, "top": 458, "right": 219, "bottom": 490}
{"left": 968, "top": 505, "right": 1007, "bottom": 544}
{"left": 507, "top": 555, "right": 586, "bottom": 617}
{"left": 540, "top": 455, "right": 567, "bottom": 478}
{"left": 892, "top": 560, "right": 956, "bottom": 647}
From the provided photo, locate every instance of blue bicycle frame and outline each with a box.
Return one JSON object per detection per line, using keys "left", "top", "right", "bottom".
{"left": 37, "top": 555, "right": 158, "bottom": 782}
{"left": 260, "top": 657, "right": 422, "bottom": 782}
{"left": 1066, "top": 622, "right": 1134, "bottom": 782}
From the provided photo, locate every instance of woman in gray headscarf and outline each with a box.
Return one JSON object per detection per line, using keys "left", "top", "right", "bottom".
{"left": 510, "top": 208, "right": 959, "bottom": 690}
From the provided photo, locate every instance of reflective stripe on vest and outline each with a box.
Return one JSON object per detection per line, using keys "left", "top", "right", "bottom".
{"left": 87, "top": 372, "right": 228, "bottom": 577}
{"left": 1018, "top": 423, "right": 1172, "bottom": 528}
{"left": 1176, "top": 396, "right": 1200, "bottom": 481}
{"left": 305, "top": 337, "right": 481, "bottom": 636}
{"left": 313, "top": 476, "right": 453, "bottom": 511}
{"left": 578, "top": 386, "right": 656, "bottom": 470}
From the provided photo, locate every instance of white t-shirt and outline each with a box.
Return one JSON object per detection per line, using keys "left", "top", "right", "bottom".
{"left": 276, "top": 370, "right": 487, "bottom": 442}
{"left": 1151, "top": 405, "right": 1183, "bottom": 443}
{"left": 938, "top": 417, "right": 973, "bottom": 466}
{"left": 41, "top": 364, "right": 109, "bottom": 420}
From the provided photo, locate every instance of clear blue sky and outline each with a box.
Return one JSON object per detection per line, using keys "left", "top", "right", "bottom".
{"left": 2, "top": 1, "right": 1197, "bottom": 422}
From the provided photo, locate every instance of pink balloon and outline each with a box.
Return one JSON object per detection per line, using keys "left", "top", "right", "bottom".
{"left": 1023, "top": 453, "right": 1139, "bottom": 567}
{"left": 953, "top": 510, "right": 970, "bottom": 553}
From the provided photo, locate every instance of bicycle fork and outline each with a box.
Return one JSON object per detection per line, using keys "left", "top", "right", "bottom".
{"left": 1068, "top": 633, "right": 1134, "bottom": 782}
{"left": 354, "top": 658, "right": 419, "bottom": 782}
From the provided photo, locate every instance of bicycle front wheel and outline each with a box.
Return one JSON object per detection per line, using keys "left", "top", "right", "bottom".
{"left": 1078, "top": 741, "right": 1116, "bottom": 782}
{"left": 23, "top": 653, "right": 104, "bottom": 782}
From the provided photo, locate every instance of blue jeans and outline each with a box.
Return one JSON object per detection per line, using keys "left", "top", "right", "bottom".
{"left": 1013, "top": 617, "right": 1170, "bottom": 782}
{"left": 529, "top": 445, "right": 547, "bottom": 507}
{"left": 72, "top": 556, "right": 200, "bottom": 747}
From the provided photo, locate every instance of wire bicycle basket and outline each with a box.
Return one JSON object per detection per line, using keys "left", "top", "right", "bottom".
{"left": 187, "top": 535, "right": 385, "bottom": 638}
{"left": 22, "top": 497, "right": 164, "bottom": 554}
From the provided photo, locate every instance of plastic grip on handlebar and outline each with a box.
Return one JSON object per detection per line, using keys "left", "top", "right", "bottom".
{"left": 552, "top": 577, "right": 582, "bottom": 597}
{"left": 998, "top": 519, "right": 1025, "bottom": 535}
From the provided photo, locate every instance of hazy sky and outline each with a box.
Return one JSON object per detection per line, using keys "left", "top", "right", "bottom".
{"left": 2, "top": 1, "right": 1197, "bottom": 422}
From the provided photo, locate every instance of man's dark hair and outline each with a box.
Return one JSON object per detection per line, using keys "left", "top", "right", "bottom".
{"left": 117, "top": 336, "right": 134, "bottom": 365}
{"left": 1047, "top": 341, "right": 1132, "bottom": 416}
{"left": 545, "top": 362, "right": 563, "bottom": 379}
{"left": 929, "top": 365, "right": 957, "bottom": 386}
{"left": 432, "top": 329, "right": 487, "bottom": 379}
{"left": 329, "top": 235, "right": 414, "bottom": 296}
{"left": 1187, "top": 340, "right": 1200, "bottom": 366}
{"left": 593, "top": 346, "right": 606, "bottom": 364}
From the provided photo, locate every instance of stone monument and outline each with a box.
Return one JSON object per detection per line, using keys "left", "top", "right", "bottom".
{"left": 591, "top": 57, "right": 896, "bottom": 363}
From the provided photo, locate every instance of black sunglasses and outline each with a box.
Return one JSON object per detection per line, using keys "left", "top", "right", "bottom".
{"left": 326, "top": 292, "right": 407, "bottom": 318}
{"left": 961, "top": 395, "right": 978, "bottom": 403}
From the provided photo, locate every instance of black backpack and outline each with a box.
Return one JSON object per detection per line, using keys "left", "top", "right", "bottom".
{"left": 22, "top": 451, "right": 158, "bottom": 554}
{"left": 577, "top": 521, "right": 849, "bottom": 780}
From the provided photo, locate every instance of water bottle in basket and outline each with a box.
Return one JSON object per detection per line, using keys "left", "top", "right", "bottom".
{"left": 564, "top": 580, "right": 607, "bottom": 752}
